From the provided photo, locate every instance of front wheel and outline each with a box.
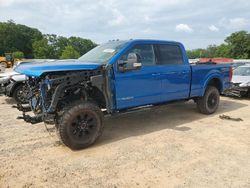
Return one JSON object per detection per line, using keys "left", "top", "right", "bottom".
{"left": 197, "top": 86, "right": 220, "bottom": 114}
{"left": 57, "top": 102, "right": 104, "bottom": 150}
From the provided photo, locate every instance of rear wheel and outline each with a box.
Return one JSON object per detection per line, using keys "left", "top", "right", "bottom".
{"left": 197, "top": 86, "right": 220, "bottom": 114}
{"left": 57, "top": 101, "right": 104, "bottom": 150}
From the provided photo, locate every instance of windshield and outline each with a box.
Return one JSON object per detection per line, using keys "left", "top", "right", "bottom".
{"left": 233, "top": 66, "right": 250, "bottom": 76}
{"left": 78, "top": 41, "right": 127, "bottom": 63}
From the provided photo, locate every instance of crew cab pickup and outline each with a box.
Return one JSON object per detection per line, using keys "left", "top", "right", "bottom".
{"left": 15, "top": 39, "right": 232, "bottom": 150}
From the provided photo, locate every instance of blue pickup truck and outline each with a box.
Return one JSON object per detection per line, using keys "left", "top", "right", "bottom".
{"left": 15, "top": 39, "right": 232, "bottom": 150}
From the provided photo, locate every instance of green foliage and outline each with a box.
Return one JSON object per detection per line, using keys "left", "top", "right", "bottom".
{"left": 32, "top": 38, "right": 54, "bottom": 59}
{"left": 187, "top": 49, "right": 206, "bottom": 59}
{"left": 214, "top": 44, "right": 231, "bottom": 58}
{"left": 60, "top": 45, "right": 80, "bottom": 59}
{"left": 225, "top": 31, "right": 250, "bottom": 59}
{"left": 0, "top": 20, "right": 96, "bottom": 59}
{"left": 12, "top": 51, "right": 24, "bottom": 59}
{"left": 68, "top": 37, "right": 97, "bottom": 55}
{"left": 187, "top": 30, "right": 250, "bottom": 59}
{"left": 43, "top": 34, "right": 68, "bottom": 58}
{"left": 32, "top": 34, "right": 96, "bottom": 59}
{"left": 0, "top": 20, "right": 43, "bottom": 58}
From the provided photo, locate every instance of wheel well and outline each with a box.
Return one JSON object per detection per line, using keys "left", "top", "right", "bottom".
{"left": 57, "top": 86, "right": 106, "bottom": 110}
{"left": 88, "top": 87, "right": 106, "bottom": 108}
{"left": 207, "top": 78, "right": 222, "bottom": 93}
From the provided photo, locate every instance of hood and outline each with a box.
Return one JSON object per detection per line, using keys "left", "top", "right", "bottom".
{"left": 11, "top": 74, "right": 26, "bottom": 82}
{"left": 0, "top": 71, "right": 19, "bottom": 78}
{"left": 232, "top": 75, "right": 250, "bottom": 84}
{"left": 14, "top": 60, "right": 102, "bottom": 77}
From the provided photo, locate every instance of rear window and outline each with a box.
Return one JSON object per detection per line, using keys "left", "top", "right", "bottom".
{"left": 156, "top": 44, "right": 183, "bottom": 65}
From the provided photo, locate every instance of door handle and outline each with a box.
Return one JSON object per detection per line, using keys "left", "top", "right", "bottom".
{"left": 162, "top": 72, "right": 176, "bottom": 75}
{"left": 177, "top": 71, "right": 185, "bottom": 75}
{"left": 152, "top": 73, "right": 161, "bottom": 76}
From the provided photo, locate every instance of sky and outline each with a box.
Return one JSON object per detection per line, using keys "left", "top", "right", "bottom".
{"left": 0, "top": 0, "right": 250, "bottom": 49}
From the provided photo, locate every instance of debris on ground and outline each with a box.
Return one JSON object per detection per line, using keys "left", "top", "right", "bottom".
{"left": 219, "top": 114, "right": 243, "bottom": 121}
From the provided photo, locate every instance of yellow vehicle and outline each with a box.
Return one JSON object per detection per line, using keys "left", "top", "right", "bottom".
{"left": 0, "top": 53, "right": 15, "bottom": 68}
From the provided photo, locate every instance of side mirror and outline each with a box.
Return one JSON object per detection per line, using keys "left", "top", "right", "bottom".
{"left": 118, "top": 53, "right": 142, "bottom": 72}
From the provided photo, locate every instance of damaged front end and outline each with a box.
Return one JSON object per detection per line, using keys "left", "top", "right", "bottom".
{"left": 224, "top": 83, "right": 250, "bottom": 98}
{"left": 16, "top": 69, "right": 105, "bottom": 124}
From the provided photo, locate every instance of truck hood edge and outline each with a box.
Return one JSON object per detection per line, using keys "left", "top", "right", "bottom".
{"left": 14, "top": 60, "right": 102, "bottom": 77}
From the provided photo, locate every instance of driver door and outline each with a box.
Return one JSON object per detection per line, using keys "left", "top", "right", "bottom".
{"left": 114, "top": 44, "right": 162, "bottom": 109}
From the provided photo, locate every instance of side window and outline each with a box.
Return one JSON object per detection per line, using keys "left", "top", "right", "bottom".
{"left": 121, "top": 44, "right": 155, "bottom": 66}
{"left": 156, "top": 44, "right": 184, "bottom": 65}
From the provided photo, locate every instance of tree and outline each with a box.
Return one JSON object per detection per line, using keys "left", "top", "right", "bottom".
{"left": 0, "top": 20, "right": 43, "bottom": 58}
{"left": 55, "top": 36, "right": 69, "bottom": 57}
{"left": 187, "top": 48, "right": 208, "bottom": 59}
{"left": 44, "top": 34, "right": 69, "bottom": 58}
{"left": 68, "top": 37, "right": 96, "bottom": 55}
{"left": 32, "top": 38, "right": 54, "bottom": 59}
{"left": 0, "top": 21, "right": 96, "bottom": 59}
{"left": 12, "top": 51, "right": 24, "bottom": 59}
{"left": 187, "top": 31, "right": 250, "bottom": 59}
{"left": 206, "top": 45, "right": 217, "bottom": 58}
{"left": 214, "top": 44, "right": 231, "bottom": 58}
{"left": 60, "top": 45, "right": 80, "bottom": 59}
{"left": 225, "top": 31, "right": 250, "bottom": 59}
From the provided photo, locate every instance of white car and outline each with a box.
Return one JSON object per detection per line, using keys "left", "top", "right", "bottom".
{"left": 0, "top": 64, "right": 5, "bottom": 73}
{"left": 0, "top": 71, "right": 20, "bottom": 88}
{"left": 1, "top": 59, "right": 75, "bottom": 103}
{"left": 227, "top": 65, "right": 250, "bottom": 97}
{"left": 232, "top": 65, "right": 250, "bottom": 86}
{"left": 0, "top": 71, "right": 27, "bottom": 103}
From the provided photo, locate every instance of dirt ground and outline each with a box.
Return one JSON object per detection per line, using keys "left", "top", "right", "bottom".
{"left": 0, "top": 95, "right": 249, "bottom": 188}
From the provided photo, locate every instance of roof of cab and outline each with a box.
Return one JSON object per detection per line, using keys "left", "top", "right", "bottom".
{"left": 127, "top": 39, "right": 182, "bottom": 45}
{"left": 108, "top": 39, "right": 182, "bottom": 46}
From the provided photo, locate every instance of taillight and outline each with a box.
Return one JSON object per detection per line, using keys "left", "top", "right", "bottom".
{"left": 229, "top": 66, "right": 233, "bottom": 82}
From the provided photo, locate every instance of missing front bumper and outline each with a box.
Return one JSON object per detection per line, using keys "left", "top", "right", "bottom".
{"left": 224, "top": 86, "right": 250, "bottom": 97}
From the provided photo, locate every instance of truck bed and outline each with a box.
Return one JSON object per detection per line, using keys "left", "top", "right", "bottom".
{"left": 190, "top": 64, "right": 231, "bottom": 97}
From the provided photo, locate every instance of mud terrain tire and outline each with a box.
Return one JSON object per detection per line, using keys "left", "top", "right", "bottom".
{"left": 57, "top": 101, "right": 104, "bottom": 150}
{"left": 197, "top": 86, "right": 220, "bottom": 114}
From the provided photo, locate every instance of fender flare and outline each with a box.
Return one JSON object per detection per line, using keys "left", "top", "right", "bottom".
{"left": 202, "top": 73, "right": 223, "bottom": 96}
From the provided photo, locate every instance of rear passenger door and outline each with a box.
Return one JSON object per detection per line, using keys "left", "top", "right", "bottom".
{"left": 155, "top": 44, "right": 191, "bottom": 101}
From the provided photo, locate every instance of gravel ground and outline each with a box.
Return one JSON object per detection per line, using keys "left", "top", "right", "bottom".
{"left": 0, "top": 95, "right": 249, "bottom": 188}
